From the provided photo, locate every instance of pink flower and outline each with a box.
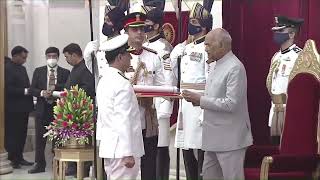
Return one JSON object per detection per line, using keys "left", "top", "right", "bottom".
{"left": 82, "top": 99, "right": 87, "bottom": 105}
{"left": 67, "top": 114, "right": 73, "bottom": 120}
{"left": 62, "top": 121, "right": 68, "bottom": 127}
{"left": 83, "top": 123, "right": 91, "bottom": 129}
{"left": 72, "top": 123, "right": 78, "bottom": 129}
{"left": 89, "top": 104, "right": 93, "bottom": 111}
{"left": 60, "top": 91, "right": 67, "bottom": 97}
{"left": 53, "top": 119, "right": 58, "bottom": 124}
{"left": 57, "top": 114, "right": 62, "bottom": 119}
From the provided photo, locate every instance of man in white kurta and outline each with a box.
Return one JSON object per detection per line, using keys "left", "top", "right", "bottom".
{"left": 96, "top": 34, "right": 144, "bottom": 180}
{"left": 266, "top": 15, "right": 304, "bottom": 144}
{"left": 143, "top": 6, "right": 175, "bottom": 180}
{"left": 183, "top": 28, "right": 253, "bottom": 180}
{"left": 171, "top": 3, "right": 212, "bottom": 180}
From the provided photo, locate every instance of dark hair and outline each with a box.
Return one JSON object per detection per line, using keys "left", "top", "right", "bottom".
{"left": 11, "top": 46, "right": 28, "bottom": 57}
{"left": 105, "top": 46, "right": 128, "bottom": 64}
{"left": 63, "top": 43, "right": 83, "bottom": 57}
{"left": 45, "top": 47, "right": 60, "bottom": 57}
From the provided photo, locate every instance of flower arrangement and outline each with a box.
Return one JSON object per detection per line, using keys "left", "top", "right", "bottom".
{"left": 44, "top": 85, "right": 94, "bottom": 147}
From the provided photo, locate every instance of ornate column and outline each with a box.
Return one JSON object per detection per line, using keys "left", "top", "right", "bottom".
{"left": 0, "top": 0, "right": 13, "bottom": 175}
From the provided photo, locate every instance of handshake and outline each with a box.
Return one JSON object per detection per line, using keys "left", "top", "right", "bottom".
{"left": 41, "top": 90, "right": 64, "bottom": 99}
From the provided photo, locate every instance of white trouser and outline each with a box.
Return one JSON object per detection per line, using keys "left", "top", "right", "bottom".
{"left": 104, "top": 158, "right": 141, "bottom": 180}
{"left": 158, "top": 117, "right": 171, "bottom": 147}
{"left": 202, "top": 148, "right": 247, "bottom": 180}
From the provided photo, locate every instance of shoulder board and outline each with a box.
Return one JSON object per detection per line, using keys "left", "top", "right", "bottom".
{"left": 142, "top": 46, "right": 158, "bottom": 54}
{"left": 293, "top": 47, "right": 302, "bottom": 53}
{"left": 162, "top": 53, "right": 170, "bottom": 60}
{"left": 118, "top": 72, "right": 129, "bottom": 81}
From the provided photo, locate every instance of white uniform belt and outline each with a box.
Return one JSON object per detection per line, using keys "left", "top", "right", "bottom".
{"left": 181, "top": 83, "right": 205, "bottom": 90}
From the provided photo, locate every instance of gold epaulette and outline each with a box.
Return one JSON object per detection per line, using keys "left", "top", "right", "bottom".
{"left": 142, "top": 46, "right": 158, "bottom": 54}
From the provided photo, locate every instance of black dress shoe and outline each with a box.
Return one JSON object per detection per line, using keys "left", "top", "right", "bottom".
{"left": 11, "top": 162, "right": 21, "bottom": 169}
{"left": 19, "top": 159, "right": 34, "bottom": 166}
{"left": 28, "top": 164, "right": 45, "bottom": 174}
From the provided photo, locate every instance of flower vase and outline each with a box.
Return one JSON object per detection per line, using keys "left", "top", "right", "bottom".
{"left": 64, "top": 137, "right": 86, "bottom": 149}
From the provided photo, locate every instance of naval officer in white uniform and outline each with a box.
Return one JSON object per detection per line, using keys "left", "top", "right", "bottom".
{"left": 96, "top": 34, "right": 144, "bottom": 180}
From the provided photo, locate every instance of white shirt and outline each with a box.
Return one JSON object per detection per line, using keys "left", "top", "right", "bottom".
{"left": 170, "top": 37, "right": 209, "bottom": 84}
{"left": 125, "top": 48, "right": 166, "bottom": 129}
{"left": 97, "top": 67, "right": 144, "bottom": 158}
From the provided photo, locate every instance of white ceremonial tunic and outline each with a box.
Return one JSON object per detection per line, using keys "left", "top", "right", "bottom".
{"left": 267, "top": 44, "right": 302, "bottom": 127}
{"left": 171, "top": 36, "right": 210, "bottom": 149}
{"left": 144, "top": 34, "right": 175, "bottom": 146}
{"left": 125, "top": 47, "right": 166, "bottom": 131}
{"left": 96, "top": 67, "right": 144, "bottom": 159}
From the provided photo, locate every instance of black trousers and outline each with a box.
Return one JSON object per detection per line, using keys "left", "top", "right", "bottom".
{"left": 5, "top": 112, "right": 29, "bottom": 163}
{"left": 156, "top": 147, "right": 170, "bottom": 180}
{"left": 34, "top": 117, "right": 52, "bottom": 167}
{"left": 141, "top": 130, "right": 158, "bottom": 180}
{"left": 183, "top": 149, "right": 204, "bottom": 180}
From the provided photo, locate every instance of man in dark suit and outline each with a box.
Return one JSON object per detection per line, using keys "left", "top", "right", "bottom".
{"left": 5, "top": 46, "right": 34, "bottom": 169}
{"left": 28, "top": 47, "right": 70, "bottom": 173}
{"left": 63, "top": 43, "right": 95, "bottom": 98}
{"left": 63, "top": 43, "right": 95, "bottom": 176}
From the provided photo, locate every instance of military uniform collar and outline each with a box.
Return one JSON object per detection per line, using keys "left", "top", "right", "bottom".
{"left": 194, "top": 35, "right": 206, "bottom": 45}
{"left": 109, "top": 67, "right": 129, "bottom": 80}
{"left": 280, "top": 44, "right": 296, "bottom": 54}
{"left": 148, "top": 33, "right": 161, "bottom": 43}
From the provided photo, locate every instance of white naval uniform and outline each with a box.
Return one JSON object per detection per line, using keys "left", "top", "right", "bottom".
{"left": 267, "top": 44, "right": 302, "bottom": 131}
{"left": 171, "top": 36, "right": 210, "bottom": 149}
{"left": 125, "top": 47, "right": 166, "bottom": 131}
{"left": 96, "top": 67, "right": 144, "bottom": 180}
{"left": 143, "top": 34, "right": 175, "bottom": 146}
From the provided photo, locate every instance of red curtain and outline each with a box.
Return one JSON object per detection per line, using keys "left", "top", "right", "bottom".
{"left": 222, "top": 0, "right": 320, "bottom": 145}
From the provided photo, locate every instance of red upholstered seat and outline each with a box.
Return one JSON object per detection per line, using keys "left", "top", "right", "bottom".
{"left": 245, "top": 40, "right": 320, "bottom": 180}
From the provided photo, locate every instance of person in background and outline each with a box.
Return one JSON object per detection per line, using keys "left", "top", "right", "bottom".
{"left": 28, "top": 47, "right": 70, "bottom": 173}
{"left": 266, "top": 15, "right": 304, "bottom": 145}
{"left": 5, "top": 46, "right": 34, "bottom": 169}
{"left": 171, "top": 3, "right": 212, "bottom": 180}
{"left": 123, "top": 4, "right": 166, "bottom": 180}
{"left": 143, "top": 5, "right": 174, "bottom": 180}
{"left": 63, "top": 43, "right": 95, "bottom": 176}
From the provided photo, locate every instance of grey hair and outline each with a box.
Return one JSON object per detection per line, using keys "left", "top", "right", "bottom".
{"left": 216, "top": 28, "right": 232, "bottom": 50}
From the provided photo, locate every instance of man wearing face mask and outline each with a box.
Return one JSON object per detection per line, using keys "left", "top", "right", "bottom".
{"left": 123, "top": 4, "right": 166, "bottom": 180}
{"left": 84, "top": 5, "right": 125, "bottom": 86}
{"left": 266, "top": 16, "right": 304, "bottom": 145}
{"left": 28, "top": 47, "right": 70, "bottom": 173}
{"left": 143, "top": 5, "right": 174, "bottom": 180}
{"left": 5, "top": 46, "right": 34, "bottom": 169}
{"left": 171, "top": 3, "right": 212, "bottom": 180}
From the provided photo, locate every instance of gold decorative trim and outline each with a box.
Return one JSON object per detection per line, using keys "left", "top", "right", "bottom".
{"left": 289, "top": 39, "right": 320, "bottom": 83}
{"left": 260, "top": 156, "right": 273, "bottom": 180}
{"left": 266, "top": 54, "right": 280, "bottom": 94}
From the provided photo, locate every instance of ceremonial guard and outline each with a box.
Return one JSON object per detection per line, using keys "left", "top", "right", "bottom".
{"left": 123, "top": 4, "right": 166, "bottom": 180}
{"left": 97, "top": 34, "right": 144, "bottom": 180}
{"left": 171, "top": 3, "right": 212, "bottom": 180}
{"left": 84, "top": 4, "right": 125, "bottom": 83}
{"left": 266, "top": 16, "right": 304, "bottom": 144}
{"left": 143, "top": 5, "right": 175, "bottom": 180}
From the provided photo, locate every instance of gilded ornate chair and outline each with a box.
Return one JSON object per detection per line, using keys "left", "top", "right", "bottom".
{"left": 244, "top": 39, "right": 320, "bottom": 180}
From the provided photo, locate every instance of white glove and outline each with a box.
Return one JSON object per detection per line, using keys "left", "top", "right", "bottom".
{"left": 84, "top": 40, "right": 98, "bottom": 73}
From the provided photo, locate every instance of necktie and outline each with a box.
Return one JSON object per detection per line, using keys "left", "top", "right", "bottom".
{"left": 47, "top": 69, "right": 55, "bottom": 104}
